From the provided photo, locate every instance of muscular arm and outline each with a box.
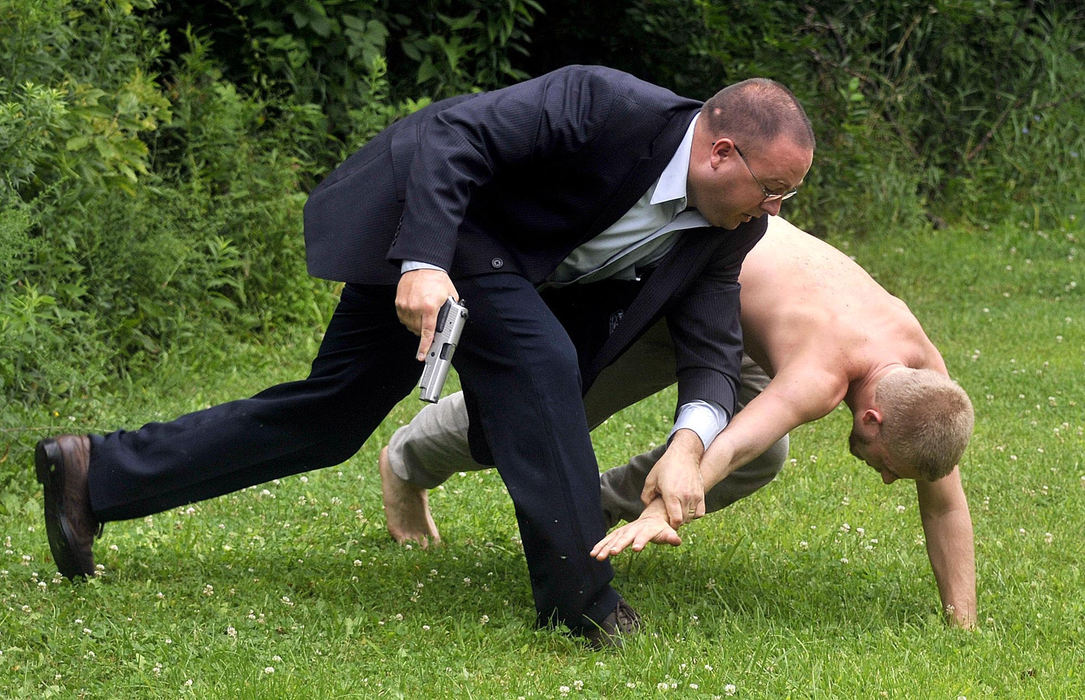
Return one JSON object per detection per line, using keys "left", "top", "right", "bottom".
{"left": 915, "top": 468, "right": 977, "bottom": 628}
{"left": 909, "top": 340, "right": 976, "bottom": 626}
{"left": 699, "top": 365, "right": 844, "bottom": 490}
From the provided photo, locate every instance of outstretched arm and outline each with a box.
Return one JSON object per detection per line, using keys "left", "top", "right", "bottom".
{"left": 916, "top": 468, "right": 977, "bottom": 628}
{"left": 699, "top": 367, "right": 843, "bottom": 489}
{"left": 595, "top": 368, "right": 839, "bottom": 558}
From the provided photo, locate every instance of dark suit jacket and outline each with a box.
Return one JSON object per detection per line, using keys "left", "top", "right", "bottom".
{"left": 303, "top": 64, "right": 764, "bottom": 418}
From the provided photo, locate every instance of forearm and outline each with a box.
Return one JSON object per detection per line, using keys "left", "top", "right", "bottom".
{"left": 698, "top": 390, "right": 807, "bottom": 491}
{"left": 920, "top": 495, "right": 977, "bottom": 628}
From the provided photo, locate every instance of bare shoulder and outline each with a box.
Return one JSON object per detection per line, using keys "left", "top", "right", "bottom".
{"left": 761, "top": 359, "right": 850, "bottom": 424}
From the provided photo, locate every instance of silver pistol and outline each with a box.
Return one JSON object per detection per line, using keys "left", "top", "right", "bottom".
{"left": 418, "top": 297, "right": 468, "bottom": 403}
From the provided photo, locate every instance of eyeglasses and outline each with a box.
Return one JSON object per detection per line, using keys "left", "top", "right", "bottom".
{"left": 732, "top": 144, "right": 799, "bottom": 203}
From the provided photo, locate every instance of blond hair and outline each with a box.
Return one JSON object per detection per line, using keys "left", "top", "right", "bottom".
{"left": 875, "top": 368, "right": 974, "bottom": 481}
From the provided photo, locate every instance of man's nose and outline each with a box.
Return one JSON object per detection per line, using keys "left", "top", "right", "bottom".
{"left": 761, "top": 199, "right": 783, "bottom": 216}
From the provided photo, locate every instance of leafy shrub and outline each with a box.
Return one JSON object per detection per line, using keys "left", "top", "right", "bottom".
{"left": 697, "top": 0, "right": 1085, "bottom": 236}
{"left": 0, "top": 0, "right": 331, "bottom": 414}
{"left": 146, "top": 0, "right": 542, "bottom": 166}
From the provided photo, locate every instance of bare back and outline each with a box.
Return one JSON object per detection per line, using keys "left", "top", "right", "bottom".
{"left": 738, "top": 216, "right": 947, "bottom": 420}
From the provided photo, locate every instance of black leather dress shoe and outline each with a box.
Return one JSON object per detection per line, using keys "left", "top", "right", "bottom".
{"left": 35, "top": 435, "right": 102, "bottom": 579}
{"left": 579, "top": 599, "right": 643, "bottom": 649}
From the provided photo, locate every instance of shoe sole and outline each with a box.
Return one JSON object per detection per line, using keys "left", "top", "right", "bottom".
{"left": 35, "top": 439, "right": 93, "bottom": 579}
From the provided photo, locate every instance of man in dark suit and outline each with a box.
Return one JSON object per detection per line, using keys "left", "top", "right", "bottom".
{"left": 35, "top": 65, "right": 814, "bottom": 647}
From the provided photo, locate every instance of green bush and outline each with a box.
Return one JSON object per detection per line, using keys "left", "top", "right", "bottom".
{"left": 146, "top": 0, "right": 542, "bottom": 165}
{"left": 1, "top": 0, "right": 1082, "bottom": 421}
{"left": 0, "top": 0, "right": 331, "bottom": 413}
{"left": 692, "top": 0, "right": 1085, "bottom": 236}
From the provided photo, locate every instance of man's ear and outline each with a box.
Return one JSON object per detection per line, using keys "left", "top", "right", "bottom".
{"left": 861, "top": 408, "right": 883, "bottom": 428}
{"left": 709, "top": 136, "right": 734, "bottom": 168}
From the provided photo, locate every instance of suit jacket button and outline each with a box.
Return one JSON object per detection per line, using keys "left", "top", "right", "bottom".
{"left": 490, "top": 257, "right": 504, "bottom": 269}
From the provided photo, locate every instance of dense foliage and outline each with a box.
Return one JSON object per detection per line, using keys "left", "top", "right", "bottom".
{"left": 2, "top": 0, "right": 1083, "bottom": 419}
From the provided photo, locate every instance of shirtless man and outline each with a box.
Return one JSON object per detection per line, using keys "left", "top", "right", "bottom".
{"left": 380, "top": 215, "right": 977, "bottom": 627}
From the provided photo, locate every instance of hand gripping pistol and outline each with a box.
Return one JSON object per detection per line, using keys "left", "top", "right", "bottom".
{"left": 418, "top": 297, "right": 468, "bottom": 403}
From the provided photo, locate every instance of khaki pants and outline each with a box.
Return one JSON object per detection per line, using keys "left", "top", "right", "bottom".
{"left": 387, "top": 320, "right": 788, "bottom": 527}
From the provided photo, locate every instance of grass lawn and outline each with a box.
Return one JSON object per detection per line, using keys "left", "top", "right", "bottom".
{"left": 1, "top": 219, "right": 1082, "bottom": 697}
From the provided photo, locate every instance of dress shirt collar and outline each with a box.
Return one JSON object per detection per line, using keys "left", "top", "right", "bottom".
{"left": 650, "top": 113, "right": 699, "bottom": 206}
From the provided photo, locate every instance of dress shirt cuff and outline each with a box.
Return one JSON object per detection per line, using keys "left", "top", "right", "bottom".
{"left": 401, "top": 260, "right": 447, "bottom": 274}
{"left": 669, "top": 400, "right": 730, "bottom": 450}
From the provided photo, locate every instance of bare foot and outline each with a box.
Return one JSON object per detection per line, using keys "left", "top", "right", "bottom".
{"left": 379, "top": 446, "right": 441, "bottom": 549}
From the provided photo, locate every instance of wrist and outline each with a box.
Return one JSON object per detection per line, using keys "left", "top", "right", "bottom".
{"left": 668, "top": 428, "right": 706, "bottom": 457}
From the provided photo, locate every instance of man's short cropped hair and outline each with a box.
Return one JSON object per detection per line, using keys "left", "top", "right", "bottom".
{"left": 700, "top": 78, "right": 816, "bottom": 153}
{"left": 876, "top": 368, "right": 975, "bottom": 481}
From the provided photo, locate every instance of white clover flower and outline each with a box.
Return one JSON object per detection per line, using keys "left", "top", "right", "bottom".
{"left": 725, "top": 684, "right": 737, "bottom": 696}
{"left": 264, "top": 666, "right": 275, "bottom": 674}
